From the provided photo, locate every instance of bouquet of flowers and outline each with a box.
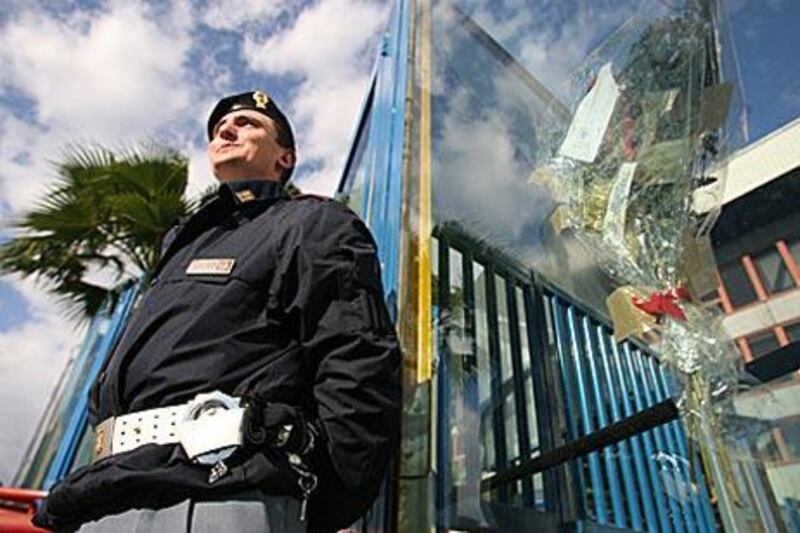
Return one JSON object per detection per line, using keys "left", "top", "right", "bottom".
{"left": 542, "top": 0, "right": 744, "bottom": 454}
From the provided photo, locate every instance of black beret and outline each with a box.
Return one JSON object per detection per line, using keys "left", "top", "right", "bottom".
{"left": 207, "top": 90, "right": 295, "bottom": 149}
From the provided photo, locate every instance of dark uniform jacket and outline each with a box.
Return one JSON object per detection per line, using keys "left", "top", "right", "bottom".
{"left": 33, "top": 180, "right": 402, "bottom": 532}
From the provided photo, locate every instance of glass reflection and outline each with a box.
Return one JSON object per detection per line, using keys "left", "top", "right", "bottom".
{"left": 430, "top": 2, "right": 565, "bottom": 270}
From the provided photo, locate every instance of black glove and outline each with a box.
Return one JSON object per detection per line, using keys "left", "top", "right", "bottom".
{"left": 240, "top": 395, "right": 318, "bottom": 456}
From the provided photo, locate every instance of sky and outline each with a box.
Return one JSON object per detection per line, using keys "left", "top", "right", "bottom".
{"left": 0, "top": 0, "right": 798, "bottom": 485}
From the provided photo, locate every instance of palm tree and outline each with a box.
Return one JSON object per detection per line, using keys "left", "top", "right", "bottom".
{"left": 0, "top": 144, "right": 195, "bottom": 319}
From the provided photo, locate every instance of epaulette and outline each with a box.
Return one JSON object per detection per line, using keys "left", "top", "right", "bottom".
{"left": 292, "top": 193, "right": 360, "bottom": 218}
{"left": 293, "top": 193, "right": 332, "bottom": 202}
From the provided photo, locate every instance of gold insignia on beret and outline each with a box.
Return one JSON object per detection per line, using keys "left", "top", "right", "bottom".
{"left": 253, "top": 91, "right": 270, "bottom": 109}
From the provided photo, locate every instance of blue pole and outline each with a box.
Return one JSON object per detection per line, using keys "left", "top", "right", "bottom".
{"left": 565, "top": 306, "right": 608, "bottom": 524}
{"left": 548, "top": 296, "right": 587, "bottom": 517}
{"left": 654, "top": 362, "right": 716, "bottom": 533}
{"left": 620, "top": 343, "right": 673, "bottom": 533}
{"left": 643, "top": 354, "right": 701, "bottom": 532}
{"left": 596, "top": 327, "right": 644, "bottom": 530}
{"left": 629, "top": 348, "right": 686, "bottom": 533}
{"left": 581, "top": 316, "right": 625, "bottom": 527}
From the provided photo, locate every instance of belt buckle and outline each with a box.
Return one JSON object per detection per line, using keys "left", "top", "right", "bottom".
{"left": 178, "top": 391, "right": 244, "bottom": 465}
{"left": 93, "top": 417, "right": 115, "bottom": 462}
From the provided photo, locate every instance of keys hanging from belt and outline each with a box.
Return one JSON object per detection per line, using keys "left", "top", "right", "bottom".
{"left": 288, "top": 452, "right": 318, "bottom": 522}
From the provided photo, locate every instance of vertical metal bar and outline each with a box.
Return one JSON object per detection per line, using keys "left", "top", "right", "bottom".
{"left": 627, "top": 346, "right": 685, "bottom": 533}
{"left": 596, "top": 327, "right": 644, "bottom": 530}
{"left": 528, "top": 286, "right": 561, "bottom": 515}
{"left": 506, "top": 280, "right": 534, "bottom": 506}
{"left": 581, "top": 316, "right": 625, "bottom": 527}
{"left": 656, "top": 365, "right": 717, "bottom": 533}
{"left": 565, "top": 306, "right": 608, "bottom": 524}
{"left": 460, "top": 252, "right": 484, "bottom": 525}
{"left": 485, "top": 265, "right": 508, "bottom": 503}
{"left": 548, "top": 296, "right": 588, "bottom": 518}
{"left": 472, "top": 261, "right": 494, "bottom": 474}
{"left": 434, "top": 239, "right": 450, "bottom": 527}
{"left": 643, "top": 355, "right": 702, "bottom": 533}
{"left": 619, "top": 343, "right": 673, "bottom": 533}
{"left": 517, "top": 286, "right": 542, "bottom": 509}
{"left": 495, "top": 274, "right": 521, "bottom": 502}
{"left": 607, "top": 337, "right": 657, "bottom": 532}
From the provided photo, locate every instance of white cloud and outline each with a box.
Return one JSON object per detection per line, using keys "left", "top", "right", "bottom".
{"left": 0, "top": 276, "right": 84, "bottom": 484}
{"left": 0, "top": 1, "right": 199, "bottom": 215}
{"left": 0, "top": 113, "right": 59, "bottom": 215}
{"left": 0, "top": 2, "right": 192, "bottom": 140}
{"left": 199, "top": 0, "right": 289, "bottom": 31}
{"left": 470, "top": 1, "right": 637, "bottom": 99}
{"left": 244, "top": 0, "right": 388, "bottom": 195}
{"left": 245, "top": 0, "right": 383, "bottom": 81}
{"left": 186, "top": 141, "right": 219, "bottom": 198}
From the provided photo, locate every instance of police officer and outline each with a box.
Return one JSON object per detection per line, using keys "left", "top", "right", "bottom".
{"left": 33, "top": 91, "right": 402, "bottom": 532}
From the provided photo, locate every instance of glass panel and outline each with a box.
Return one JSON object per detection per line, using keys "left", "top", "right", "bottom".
{"left": 516, "top": 286, "right": 538, "bottom": 455}
{"left": 719, "top": 259, "right": 759, "bottom": 308}
{"left": 753, "top": 246, "right": 795, "bottom": 294}
{"left": 69, "top": 423, "right": 95, "bottom": 474}
{"left": 747, "top": 329, "right": 781, "bottom": 359}
{"left": 725, "top": 373, "right": 800, "bottom": 533}
{"left": 341, "top": 88, "right": 375, "bottom": 218}
{"left": 16, "top": 320, "right": 107, "bottom": 488}
{"left": 412, "top": 1, "right": 729, "bottom": 530}
{"left": 430, "top": 1, "right": 563, "bottom": 273}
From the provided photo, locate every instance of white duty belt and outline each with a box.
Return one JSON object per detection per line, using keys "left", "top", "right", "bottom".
{"left": 92, "top": 391, "right": 244, "bottom": 465}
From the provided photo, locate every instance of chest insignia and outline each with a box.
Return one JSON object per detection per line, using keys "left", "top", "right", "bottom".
{"left": 186, "top": 258, "right": 236, "bottom": 276}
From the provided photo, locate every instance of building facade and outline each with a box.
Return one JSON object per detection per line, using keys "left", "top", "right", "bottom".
{"left": 703, "top": 118, "right": 800, "bottom": 361}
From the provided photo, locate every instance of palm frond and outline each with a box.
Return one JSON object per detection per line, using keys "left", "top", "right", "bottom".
{"left": 0, "top": 142, "right": 193, "bottom": 321}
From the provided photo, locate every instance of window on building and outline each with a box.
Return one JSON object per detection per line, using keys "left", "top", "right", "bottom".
{"left": 781, "top": 424, "right": 800, "bottom": 461}
{"left": 785, "top": 321, "right": 800, "bottom": 342}
{"left": 718, "top": 259, "right": 758, "bottom": 308}
{"left": 788, "top": 237, "right": 800, "bottom": 265}
{"left": 753, "top": 246, "right": 795, "bottom": 294}
{"left": 746, "top": 330, "right": 781, "bottom": 359}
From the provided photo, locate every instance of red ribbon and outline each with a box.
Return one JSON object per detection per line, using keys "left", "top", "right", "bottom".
{"left": 632, "top": 287, "right": 690, "bottom": 322}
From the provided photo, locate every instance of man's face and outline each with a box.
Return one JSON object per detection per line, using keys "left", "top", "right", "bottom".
{"left": 207, "top": 109, "right": 295, "bottom": 182}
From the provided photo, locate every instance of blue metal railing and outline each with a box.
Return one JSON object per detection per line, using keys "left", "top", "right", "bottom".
{"left": 546, "top": 292, "right": 716, "bottom": 532}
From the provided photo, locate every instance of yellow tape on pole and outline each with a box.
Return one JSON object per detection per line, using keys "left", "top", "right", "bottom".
{"left": 416, "top": 0, "right": 433, "bottom": 384}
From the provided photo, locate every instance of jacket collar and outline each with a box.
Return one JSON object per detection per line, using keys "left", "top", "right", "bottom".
{"left": 219, "top": 179, "right": 288, "bottom": 206}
